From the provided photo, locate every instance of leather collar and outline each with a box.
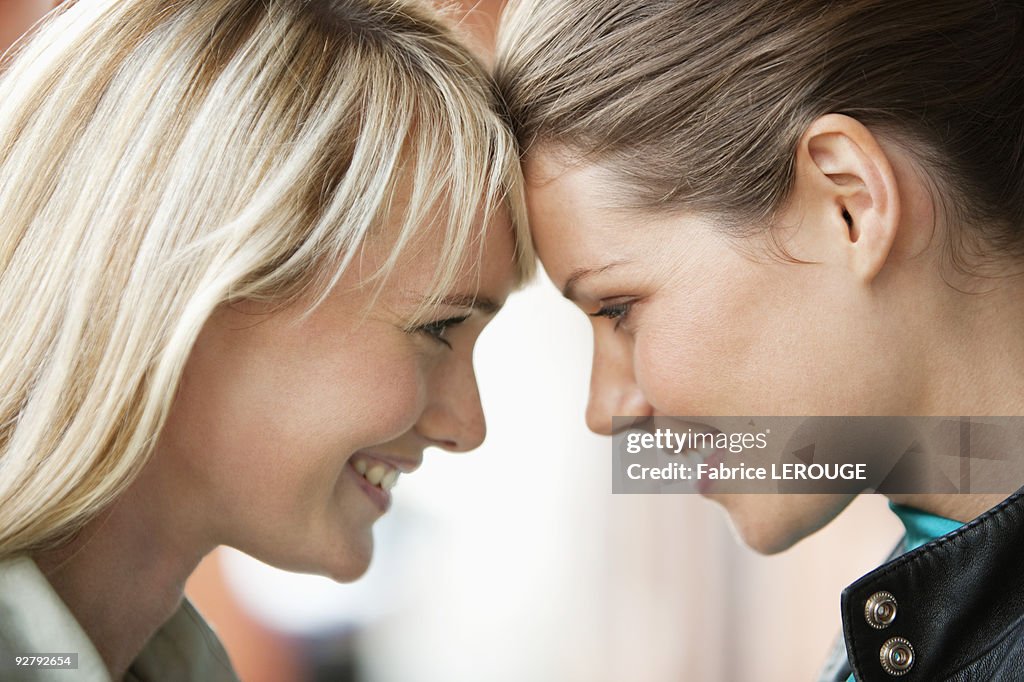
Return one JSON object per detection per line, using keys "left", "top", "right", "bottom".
{"left": 841, "top": 488, "right": 1024, "bottom": 680}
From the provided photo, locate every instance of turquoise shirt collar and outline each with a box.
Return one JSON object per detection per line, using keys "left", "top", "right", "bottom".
{"left": 888, "top": 500, "right": 964, "bottom": 552}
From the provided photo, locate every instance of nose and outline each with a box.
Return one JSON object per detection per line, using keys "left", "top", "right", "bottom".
{"left": 585, "top": 335, "right": 652, "bottom": 436}
{"left": 415, "top": 355, "right": 487, "bottom": 452}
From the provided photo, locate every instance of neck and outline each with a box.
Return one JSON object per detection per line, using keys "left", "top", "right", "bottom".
{"left": 906, "top": 261, "right": 1024, "bottom": 416}
{"left": 886, "top": 492, "right": 1009, "bottom": 523}
{"left": 32, "top": 459, "right": 214, "bottom": 679}
{"left": 883, "top": 259, "right": 1024, "bottom": 522}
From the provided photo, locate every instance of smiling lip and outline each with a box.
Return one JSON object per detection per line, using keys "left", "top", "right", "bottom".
{"left": 682, "top": 421, "right": 724, "bottom": 495}
{"left": 632, "top": 418, "right": 725, "bottom": 495}
{"left": 696, "top": 447, "right": 725, "bottom": 495}
{"left": 349, "top": 461, "right": 391, "bottom": 513}
{"left": 348, "top": 451, "right": 422, "bottom": 514}
{"left": 355, "top": 451, "right": 422, "bottom": 474}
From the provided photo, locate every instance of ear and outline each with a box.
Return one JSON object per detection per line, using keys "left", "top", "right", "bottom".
{"left": 795, "top": 114, "right": 901, "bottom": 284}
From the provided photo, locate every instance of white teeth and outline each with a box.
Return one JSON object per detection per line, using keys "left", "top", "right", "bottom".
{"left": 365, "top": 464, "right": 387, "bottom": 486}
{"left": 675, "top": 446, "right": 712, "bottom": 469}
{"left": 354, "top": 457, "right": 402, "bottom": 491}
{"left": 380, "top": 469, "right": 399, "bottom": 491}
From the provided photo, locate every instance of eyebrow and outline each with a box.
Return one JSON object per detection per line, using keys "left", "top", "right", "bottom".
{"left": 561, "top": 260, "right": 632, "bottom": 301}
{"left": 432, "top": 293, "right": 502, "bottom": 315}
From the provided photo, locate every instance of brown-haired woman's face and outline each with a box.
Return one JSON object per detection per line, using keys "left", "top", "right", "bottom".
{"left": 523, "top": 150, "right": 919, "bottom": 553}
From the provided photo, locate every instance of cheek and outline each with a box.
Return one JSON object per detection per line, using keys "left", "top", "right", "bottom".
{"left": 273, "top": 325, "right": 428, "bottom": 452}
{"left": 632, "top": 294, "right": 752, "bottom": 415}
{"left": 633, "top": 329, "right": 694, "bottom": 414}
{"left": 160, "top": 330, "right": 427, "bottom": 518}
{"left": 633, "top": 261, "right": 823, "bottom": 414}
{"left": 338, "top": 348, "right": 426, "bottom": 440}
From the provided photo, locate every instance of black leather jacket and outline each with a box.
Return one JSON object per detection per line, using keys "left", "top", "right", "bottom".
{"left": 820, "top": 488, "right": 1024, "bottom": 681}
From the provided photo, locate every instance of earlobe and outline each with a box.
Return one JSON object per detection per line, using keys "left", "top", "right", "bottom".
{"left": 801, "top": 114, "right": 902, "bottom": 284}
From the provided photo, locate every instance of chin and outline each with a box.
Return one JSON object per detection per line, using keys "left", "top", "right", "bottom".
{"left": 282, "top": 547, "right": 373, "bottom": 582}
{"left": 319, "top": 532, "right": 375, "bottom": 583}
{"left": 321, "top": 558, "right": 371, "bottom": 583}
{"left": 247, "top": 528, "right": 375, "bottom": 582}
{"left": 729, "top": 515, "right": 804, "bottom": 555}
{"left": 710, "top": 492, "right": 854, "bottom": 556}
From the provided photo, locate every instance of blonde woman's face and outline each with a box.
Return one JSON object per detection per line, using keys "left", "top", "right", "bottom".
{"left": 155, "top": 215, "right": 517, "bottom": 581}
{"left": 523, "top": 152, "right": 909, "bottom": 553}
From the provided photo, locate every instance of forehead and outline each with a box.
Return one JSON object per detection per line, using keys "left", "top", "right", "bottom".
{"left": 522, "top": 150, "right": 739, "bottom": 301}
{"left": 360, "top": 198, "right": 519, "bottom": 306}
{"left": 522, "top": 151, "right": 647, "bottom": 282}
{"left": 444, "top": 210, "right": 518, "bottom": 298}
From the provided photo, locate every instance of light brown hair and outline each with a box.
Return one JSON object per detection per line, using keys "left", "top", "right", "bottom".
{"left": 496, "top": 0, "right": 1024, "bottom": 252}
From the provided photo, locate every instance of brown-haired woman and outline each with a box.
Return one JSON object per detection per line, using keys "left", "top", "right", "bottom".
{"left": 495, "top": 1, "right": 1024, "bottom": 680}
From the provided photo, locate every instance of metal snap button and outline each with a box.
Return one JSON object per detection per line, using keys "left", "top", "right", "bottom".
{"left": 880, "top": 637, "right": 914, "bottom": 676}
{"left": 865, "top": 591, "right": 898, "bottom": 629}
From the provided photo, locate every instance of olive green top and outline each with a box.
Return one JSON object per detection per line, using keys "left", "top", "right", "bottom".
{"left": 0, "top": 555, "right": 240, "bottom": 681}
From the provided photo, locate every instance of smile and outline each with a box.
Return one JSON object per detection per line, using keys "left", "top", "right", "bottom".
{"left": 674, "top": 444, "right": 719, "bottom": 469}
{"left": 350, "top": 454, "right": 400, "bottom": 492}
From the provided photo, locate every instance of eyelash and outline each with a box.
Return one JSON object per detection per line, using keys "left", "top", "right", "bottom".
{"left": 590, "top": 301, "right": 634, "bottom": 331}
{"left": 417, "top": 315, "right": 470, "bottom": 349}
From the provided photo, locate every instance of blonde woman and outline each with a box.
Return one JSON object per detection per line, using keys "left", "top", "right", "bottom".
{"left": 497, "top": 0, "right": 1024, "bottom": 680}
{"left": 0, "top": 0, "right": 533, "bottom": 680}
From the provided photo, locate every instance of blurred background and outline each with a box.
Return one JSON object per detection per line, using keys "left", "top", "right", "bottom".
{"left": 2, "top": 2, "right": 904, "bottom": 680}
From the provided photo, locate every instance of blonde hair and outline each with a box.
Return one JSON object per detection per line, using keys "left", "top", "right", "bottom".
{"left": 496, "top": 0, "right": 1024, "bottom": 250}
{"left": 0, "top": 0, "right": 534, "bottom": 559}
